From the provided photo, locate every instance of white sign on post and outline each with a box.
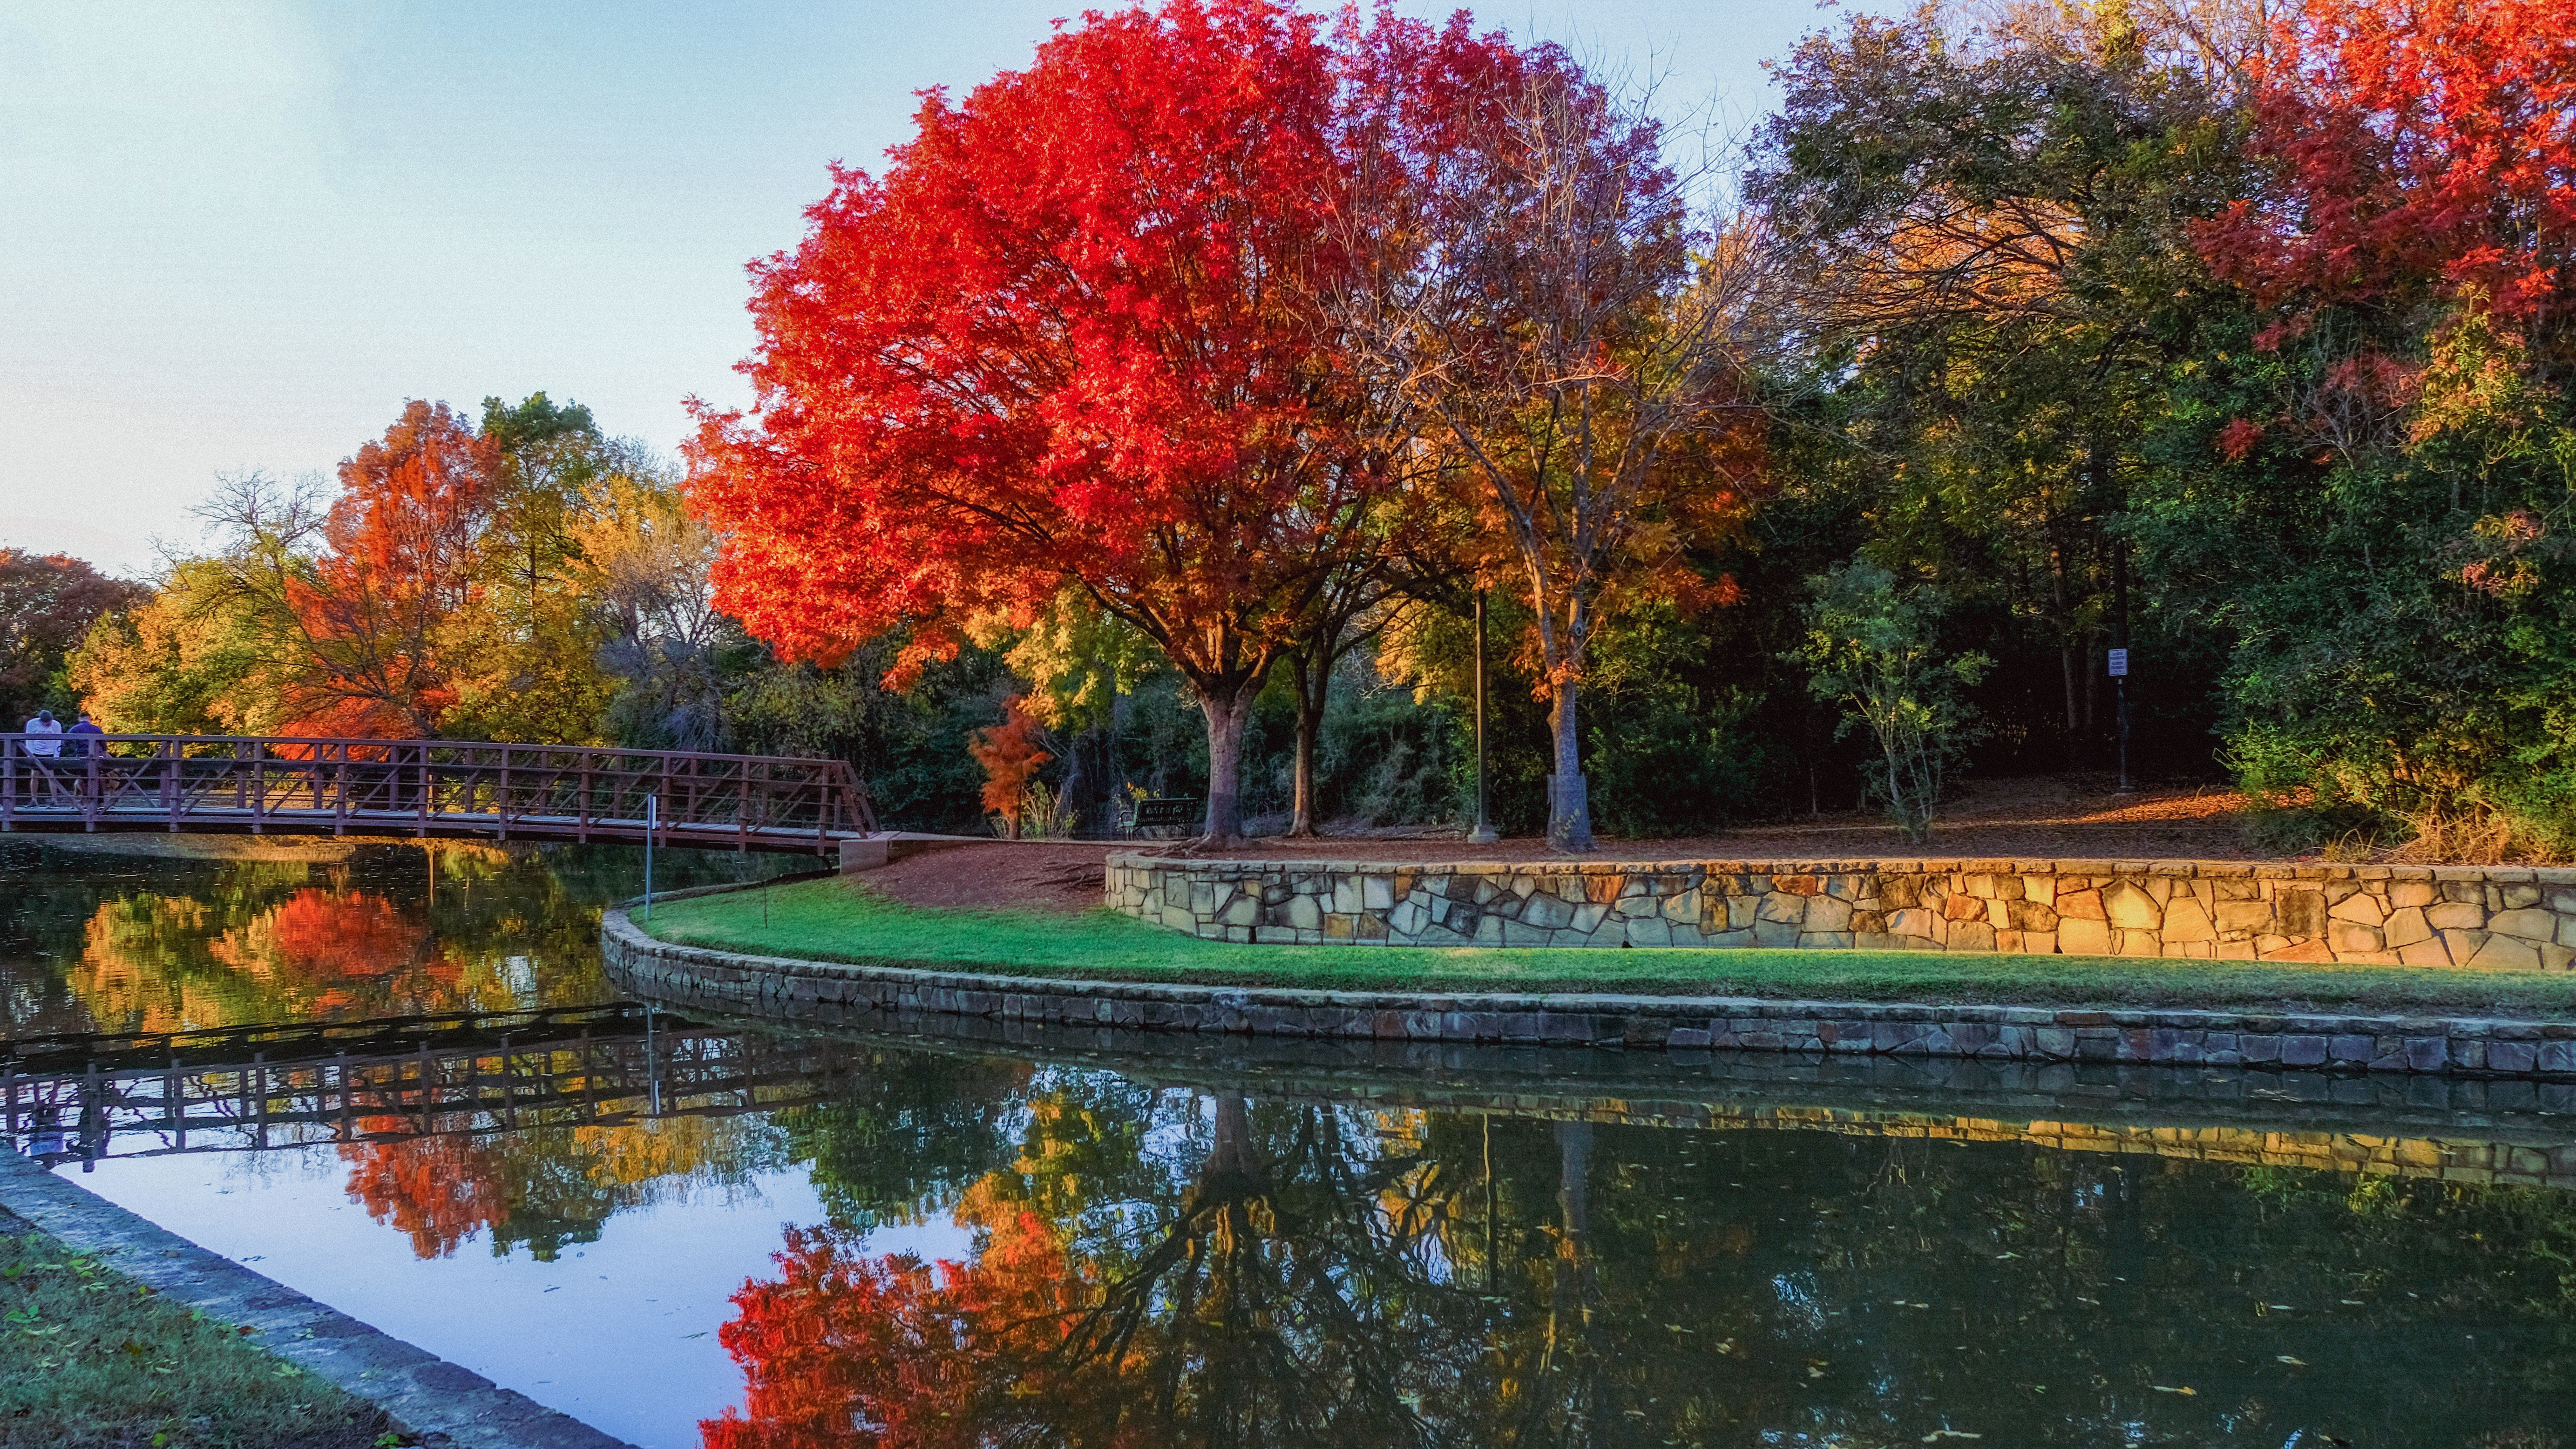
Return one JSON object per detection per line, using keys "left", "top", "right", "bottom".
{"left": 2107, "top": 648, "right": 2130, "bottom": 677}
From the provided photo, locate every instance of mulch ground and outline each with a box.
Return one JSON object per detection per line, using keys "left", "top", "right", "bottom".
{"left": 874, "top": 776, "right": 2277, "bottom": 914}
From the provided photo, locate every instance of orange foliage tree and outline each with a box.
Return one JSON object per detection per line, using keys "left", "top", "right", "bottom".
{"left": 966, "top": 700, "right": 1051, "bottom": 838}
{"left": 289, "top": 401, "right": 500, "bottom": 735}
{"left": 1345, "top": 52, "right": 1768, "bottom": 848}
{"left": 689, "top": 0, "right": 1511, "bottom": 840}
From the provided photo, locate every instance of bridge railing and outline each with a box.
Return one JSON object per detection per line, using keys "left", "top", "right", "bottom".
{"left": 0, "top": 733, "right": 875, "bottom": 847}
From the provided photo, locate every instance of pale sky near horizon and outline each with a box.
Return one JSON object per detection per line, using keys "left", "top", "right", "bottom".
{"left": 1, "top": 0, "right": 1857, "bottom": 578}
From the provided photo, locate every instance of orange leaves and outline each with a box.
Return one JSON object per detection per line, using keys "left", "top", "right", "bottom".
{"left": 289, "top": 400, "right": 500, "bottom": 737}
{"left": 967, "top": 700, "right": 1052, "bottom": 836}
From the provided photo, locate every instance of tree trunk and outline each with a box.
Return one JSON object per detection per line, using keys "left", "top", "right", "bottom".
{"left": 1198, "top": 681, "right": 1261, "bottom": 844}
{"left": 1546, "top": 677, "right": 1593, "bottom": 851}
{"left": 1058, "top": 718, "right": 1118, "bottom": 838}
{"left": 1285, "top": 642, "right": 1328, "bottom": 838}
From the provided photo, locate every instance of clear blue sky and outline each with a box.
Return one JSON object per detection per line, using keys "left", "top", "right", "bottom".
{"left": 0, "top": 0, "right": 1853, "bottom": 576}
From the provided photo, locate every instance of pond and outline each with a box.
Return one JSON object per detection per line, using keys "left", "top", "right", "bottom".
{"left": 7, "top": 837, "right": 2576, "bottom": 1448}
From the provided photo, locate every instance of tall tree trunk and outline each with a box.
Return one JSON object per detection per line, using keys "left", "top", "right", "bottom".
{"left": 1284, "top": 640, "right": 1329, "bottom": 838}
{"left": 1546, "top": 677, "right": 1593, "bottom": 851}
{"left": 2052, "top": 540, "right": 2080, "bottom": 766}
{"left": 1198, "top": 682, "right": 1260, "bottom": 844}
{"left": 1058, "top": 718, "right": 1118, "bottom": 838}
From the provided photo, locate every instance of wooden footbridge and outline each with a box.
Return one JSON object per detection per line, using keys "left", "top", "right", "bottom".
{"left": 0, "top": 733, "right": 875, "bottom": 854}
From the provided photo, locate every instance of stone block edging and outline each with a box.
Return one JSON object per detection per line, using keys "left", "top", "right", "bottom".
{"left": 1107, "top": 852, "right": 2576, "bottom": 970}
{"left": 0, "top": 1151, "right": 636, "bottom": 1449}
{"left": 602, "top": 909, "right": 2576, "bottom": 1077}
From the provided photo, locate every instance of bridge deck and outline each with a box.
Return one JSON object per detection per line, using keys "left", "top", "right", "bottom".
{"left": 2, "top": 733, "right": 875, "bottom": 854}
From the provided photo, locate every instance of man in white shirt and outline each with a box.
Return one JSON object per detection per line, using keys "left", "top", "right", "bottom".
{"left": 20, "top": 708, "right": 66, "bottom": 803}
{"left": 20, "top": 709, "right": 63, "bottom": 758}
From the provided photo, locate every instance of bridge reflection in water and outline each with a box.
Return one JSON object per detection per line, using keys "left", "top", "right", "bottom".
{"left": 14, "top": 1001, "right": 2575, "bottom": 1190}
{"left": 0, "top": 1006, "right": 870, "bottom": 1169}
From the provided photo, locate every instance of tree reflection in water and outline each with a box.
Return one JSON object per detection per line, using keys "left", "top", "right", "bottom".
{"left": 704, "top": 1066, "right": 2576, "bottom": 1449}
{"left": 340, "top": 1113, "right": 789, "bottom": 1260}
{"left": 6, "top": 839, "right": 766, "bottom": 1034}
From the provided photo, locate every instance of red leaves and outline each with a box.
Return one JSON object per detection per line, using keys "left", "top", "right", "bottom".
{"left": 688, "top": 0, "right": 1519, "bottom": 837}
{"left": 2201, "top": 0, "right": 2576, "bottom": 326}
{"left": 701, "top": 1208, "right": 1093, "bottom": 1449}
{"left": 2215, "top": 417, "right": 2266, "bottom": 462}
{"left": 690, "top": 0, "right": 1366, "bottom": 679}
{"left": 291, "top": 400, "right": 499, "bottom": 736}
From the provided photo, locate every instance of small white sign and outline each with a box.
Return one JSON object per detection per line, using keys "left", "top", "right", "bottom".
{"left": 2107, "top": 648, "right": 2130, "bottom": 677}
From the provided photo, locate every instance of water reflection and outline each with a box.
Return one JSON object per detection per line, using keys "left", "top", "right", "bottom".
{"left": 693, "top": 1042, "right": 2576, "bottom": 1449}
{"left": 10, "top": 843, "right": 2576, "bottom": 1445}
{"left": 1, "top": 838, "right": 781, "bottom": 1033}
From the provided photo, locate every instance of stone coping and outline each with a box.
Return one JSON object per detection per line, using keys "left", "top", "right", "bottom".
{"left": 0, "top": 1151, "right": 636, "bottom": 1449}
{"left": 1113, "top": 851, "right": 2576, "bottom": 881}
{"left": 605, "top": 907, "right": 2576, "bottom": 1078}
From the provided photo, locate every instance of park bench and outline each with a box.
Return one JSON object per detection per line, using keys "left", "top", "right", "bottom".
{"left": 1129, "top": 797, "right": 1200, "bottom": 838}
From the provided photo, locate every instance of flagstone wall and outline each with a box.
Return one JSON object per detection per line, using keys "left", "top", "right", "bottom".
{"left": 1105, "top": 854, "right": 2576, "bottom": 969}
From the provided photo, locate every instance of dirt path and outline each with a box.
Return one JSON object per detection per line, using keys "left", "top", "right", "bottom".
{"left": 866, "top": 779, "right": 2277, "bottom": 914}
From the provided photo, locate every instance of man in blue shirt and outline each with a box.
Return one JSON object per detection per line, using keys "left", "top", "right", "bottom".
{"left": 63, "top": 711, "right": 105, "bottom": 759}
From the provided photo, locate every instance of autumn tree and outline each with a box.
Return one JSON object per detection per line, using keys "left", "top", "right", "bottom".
{"left": 66, "top": 555, "right": 282, "bottom": 735}
{"left": 966, "top": 700, "right": 1051, "bottom": 838}
{"left": 690, "top": 0, "right": 1509, "bottom": 841}
{"left": 2143, "top": 0, "right": 2576, "bottom": 853}
{"left": 300, "top": 400, "right": 503, "bottom": 734}
{"left": 0, "top": 548, "right": 145, "bottom": 727}
{"left": 445, "top": 393, "right": 623, "bottom": 741}
{"left": 2198, "top": 0, "right": 2576, "bottom": 334}
{"left": 1346, "top": 53, "right": 1769, "bottom": 848}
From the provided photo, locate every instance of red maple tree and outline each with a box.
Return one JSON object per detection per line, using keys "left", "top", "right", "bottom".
{"left": 689, "top": 0, "right": 1509, "bottom": 840}
{"left": 2199, "top": 0, "right": 2576, "bottom": 328}
{"left": 701, "top": 1206, "right": 1104, "bottom": 1449}
{"left": 298, "top": 400, "right": 497, "bottom": 735}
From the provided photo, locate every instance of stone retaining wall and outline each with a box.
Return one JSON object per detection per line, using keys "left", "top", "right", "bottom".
{"left": 602, "top": 910, "right": 2576, "bottom": 1077}
{"left": 1107, "top": 853, "right": 2576, "bottom": 969}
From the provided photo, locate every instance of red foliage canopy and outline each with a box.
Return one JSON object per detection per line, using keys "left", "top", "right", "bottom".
{"left": 289, "top": 400, "right": 498, "bottom": 736}
{"left": 689, "top": 0, "right": 1510, "bottom": 838}
{"left": 701, "top": 1210, "right": 1095, "bottom": 1449}
{"left": 2199, "top": 0, "right": 2576, "bottom": 326}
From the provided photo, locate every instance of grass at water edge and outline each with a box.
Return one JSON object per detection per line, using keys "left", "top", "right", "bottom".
{"left": 0, "top": 1209, "right": 399, "bottom": 1449}
{"left": 634, "top": 875, "right": 2576, "bottom": 1016}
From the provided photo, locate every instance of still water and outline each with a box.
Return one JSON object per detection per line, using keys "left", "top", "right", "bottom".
{"left": 7, "top": 838, "right": 2576, "bottom": 1448}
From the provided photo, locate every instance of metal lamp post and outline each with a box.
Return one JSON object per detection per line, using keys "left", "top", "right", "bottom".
{"left": 1470, "top": 589, "right": 1498, "bottom": 846}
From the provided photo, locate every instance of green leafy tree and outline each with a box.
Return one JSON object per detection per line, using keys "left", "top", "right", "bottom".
{"left": 1796, "top": 561, "right": 1992, "bottom": 842}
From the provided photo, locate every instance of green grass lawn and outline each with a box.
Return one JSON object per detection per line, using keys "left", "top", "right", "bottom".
{"left": 633, "top": 875, "right": 2576, "bottom": 1016}
{"left": 0, "top": 1209, "right": 398, "bottom": 1449}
